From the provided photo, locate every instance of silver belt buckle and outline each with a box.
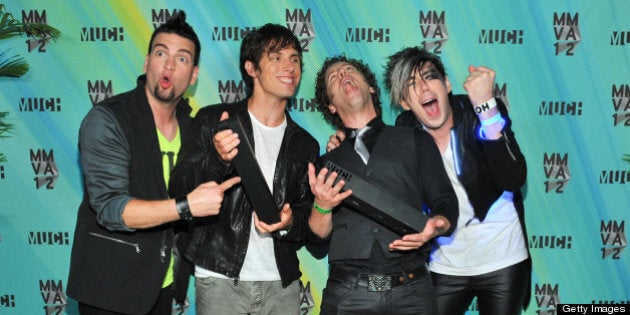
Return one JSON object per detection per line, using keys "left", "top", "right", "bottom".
{"left": 367, "top": 274, "right": 392, "bottom": 291}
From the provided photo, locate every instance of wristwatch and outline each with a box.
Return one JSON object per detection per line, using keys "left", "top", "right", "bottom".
{"left": 175, "top": 196, "right": 193, "bottom": 221}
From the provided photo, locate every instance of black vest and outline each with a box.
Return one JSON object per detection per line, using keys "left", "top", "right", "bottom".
{"left": 324, "top": 126, "right": 426, "bottom": 263}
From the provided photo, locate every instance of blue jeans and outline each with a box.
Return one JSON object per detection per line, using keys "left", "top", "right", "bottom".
{"left": 195, "top": 276, "right": 300, "bottom": 315}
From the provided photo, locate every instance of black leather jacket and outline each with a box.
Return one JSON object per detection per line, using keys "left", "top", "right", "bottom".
{"left": 169, "top": 99, "right": 320, "bottom": 287}
{"left": 396, "top": 94, "right": 527, "bottom": 223}
{"left": 396, "top": 93, "right": 531, "bottom": 310}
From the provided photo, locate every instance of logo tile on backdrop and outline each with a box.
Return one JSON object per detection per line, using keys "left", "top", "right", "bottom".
{"left": 40, "top": 279, "right": 67, "bottom": 314}
{"left": 88, "top": 80, "right": 114, "bottom": 106}
{"left": 612, "top": 84, "right": 630, "bottom": 127}
{"left": 30, "top": 149, "right": 59, "bottom": 189}
{"left": 600, "top": 220, "right": 626, "bottom": 260}
{"left": 419, "top": 10, "right": 448, "bottom": 54}
{"left": 553, "top": 12, "right": 581, "bottom": 56}
{"left": 535, "top": 283, "right": 560, "bottom": 315}
{"left": 543, "top": 153, "right": 570, "bottom": 194}
{"left": 23, "top": 10, "right": 52, "bottom": 53}
{"left": 287, "top": 8, "right": 315, "bottom": 52}
{"left": 218, "top": 80, "right": 246, "bottom": 104}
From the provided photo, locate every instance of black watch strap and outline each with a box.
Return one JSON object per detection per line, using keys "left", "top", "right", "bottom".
{"left": 175, "top": 196, "right": 193, "bottom": 221}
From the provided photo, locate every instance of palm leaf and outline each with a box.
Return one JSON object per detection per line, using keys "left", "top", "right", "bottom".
{"left": 0, "top": 111, "right": 13, "bottom": 138}
{"left": 0, "top": 50, "right": 28, "bottom": 77}
{"left": 0, "top": 5, "right": 61, "bottom": 41}
{"left": 0, "top": 4, "right": 60, "bottom": 77}
{"left": 0, "top": 110, "right": 12, "bottom": 162}
{"left": 0, "top": 23, "right": 61, "bottom": 41}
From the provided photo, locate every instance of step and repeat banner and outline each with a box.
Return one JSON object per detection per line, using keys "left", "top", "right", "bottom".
{"left": 0, "top": 0, "right": 628, "bottom": 314}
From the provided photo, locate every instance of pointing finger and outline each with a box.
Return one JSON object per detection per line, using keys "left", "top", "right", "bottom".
{"left": 220, "top": 111, "right": 229, "bottom": 122}
{"left": 219, "top": 176, "right": 241, "bottom": 190}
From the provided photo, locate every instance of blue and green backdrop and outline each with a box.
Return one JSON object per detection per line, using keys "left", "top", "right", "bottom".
{"left": 0, "top": 1, "right": 628, "bottom": 314}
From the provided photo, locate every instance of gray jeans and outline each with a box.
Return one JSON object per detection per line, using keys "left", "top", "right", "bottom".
{"left": 195, "top": 276, "right": 300, "bottom": 315}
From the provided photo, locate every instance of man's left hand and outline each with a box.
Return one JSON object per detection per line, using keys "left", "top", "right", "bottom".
{"left": 254, "top": 203, "right": 292, "bottom": 233}
{"left": 388, "top": 216, "right": 449, "bottom": 251}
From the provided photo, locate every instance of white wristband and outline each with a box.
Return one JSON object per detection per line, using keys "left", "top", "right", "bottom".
{"left": 473, "top": 98, "right": 498, "bottom": 114}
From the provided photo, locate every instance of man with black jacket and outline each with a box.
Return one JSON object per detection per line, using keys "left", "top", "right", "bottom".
{"left": 386, "top": 47, "right": 531, "bottom": 315}
{"left": 169, "top": 24, "right": 320, "bottom": 315}
{"left": 308, "top": 55, "right": 458, "bottom": 314}
{"left": 67, "top": 12, "right": 239, "bottom": 315}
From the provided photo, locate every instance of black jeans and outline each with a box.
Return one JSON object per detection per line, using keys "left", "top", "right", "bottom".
{"left": 431, "top": 260, "right": 529, "bottom": 315}
{"left": 321, "top": 266, "right": 436, "bottom": 315}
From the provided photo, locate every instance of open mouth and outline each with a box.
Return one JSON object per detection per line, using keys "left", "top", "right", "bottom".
{"left": 160, "top": 75, "right": 172, "bottom": 89}
{"left": 341, "top": 78, "right": 356, "bottom": 93}
{"left": 422, "top": 98, "right": 439, "bottom": 116}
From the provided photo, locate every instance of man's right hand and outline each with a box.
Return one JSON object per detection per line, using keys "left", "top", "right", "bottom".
{"left": 187, "top": 176, "right": 241, "bottom": 217}
{"left": 307, "top": 163, "right": 351, "bottom": 210}
{"left": 307, "top": 163, "right": 351, "bottom": 238}
{"left": 326, "top": 130, "right": 345, "bottom": 152}
{"left": 213, "top": 111, "right": 240, "bottom": 161}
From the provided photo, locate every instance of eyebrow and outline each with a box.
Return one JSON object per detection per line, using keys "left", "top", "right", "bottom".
{"left": 420, "top": 67, "right": 437, "bottom": 76}
{"left": 326, "top": 66, "right": 340, "bottom": 82}
{"left": 268, "top": 48, "right": 300, "bottom": 56}
{"left": 326, "top": 70, "right": 336, "bottom": 82}
{"left": 152, "top": 43, "right": 193, "bottom": 57}
{"left": 282, "top": 51, "right": 302, "bottom": 60}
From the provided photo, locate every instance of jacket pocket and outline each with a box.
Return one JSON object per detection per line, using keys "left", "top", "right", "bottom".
{"left": 88, "top": 232, "right": 141, "bottom": 254}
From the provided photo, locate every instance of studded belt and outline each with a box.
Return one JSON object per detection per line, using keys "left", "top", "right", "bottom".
{"left": 329, "top": 265, "right": 427, "bottom": 292}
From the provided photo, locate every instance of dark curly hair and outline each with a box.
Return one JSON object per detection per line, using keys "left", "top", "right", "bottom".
{"left": 148, "top": 10, "right": 201, "bottom": 67}
{"left": 240, "top": 23, "right": 303, "bottom": 97}
{"left": 314, "top": 55, "right": 382, "bottom": 130}
{"left": 384, "top": 46, "right": 446, "bottom": 110}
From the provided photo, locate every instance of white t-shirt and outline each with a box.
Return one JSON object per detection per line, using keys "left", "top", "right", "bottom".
{"left": 429, "top": 140, "right": 528, "bottom": 276}
{"left": 195, "top": 112, "right": 286, "bottom": 281}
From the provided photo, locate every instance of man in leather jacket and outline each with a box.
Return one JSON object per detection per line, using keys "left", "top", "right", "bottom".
{"left": 169, "top": 24, "right": 320, "bottom": 315}
{"left": 386, "top": 47, "right": 531, "bottom": 315}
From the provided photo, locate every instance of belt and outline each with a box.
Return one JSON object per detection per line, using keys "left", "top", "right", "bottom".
{"left": 329, "top": 265, "right": 427, "bottom": 292}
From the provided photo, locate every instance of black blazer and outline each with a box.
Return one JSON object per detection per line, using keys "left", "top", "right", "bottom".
{"left": 67, "top": 75, "right": 194, "bottom": 314}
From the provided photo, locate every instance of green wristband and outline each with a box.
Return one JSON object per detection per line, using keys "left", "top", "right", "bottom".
{"left": 313, "top": 202, "right": 332, "bottom": 214}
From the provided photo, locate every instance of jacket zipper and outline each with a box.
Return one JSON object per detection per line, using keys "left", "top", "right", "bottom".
{"left": 450, "top": 129, "right": 462, "bottom": 176}
{"left": 89, "top": 232, "right": 141, "bottom": 253}
{"left": 502, "top": 131, "right": 517, "bottom": 161}
{"left": 160, "top": 231, "right": 168, "bottom": 263}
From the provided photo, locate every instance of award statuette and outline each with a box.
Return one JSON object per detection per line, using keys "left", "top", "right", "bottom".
{"left": 218, "top": 116, "right": 280, "bottom": 224}
{"left": 324, "top": 160, "right": 428, "bottom": 235}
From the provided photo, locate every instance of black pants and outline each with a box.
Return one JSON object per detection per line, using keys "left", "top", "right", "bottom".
{"left": 78, "top": 284, "right": 174, "bottom": 315}
{"left": 321, "top": 267, "right": 436, "bottom": 315}
{"left": 431, "top": 260, "right": 529, "bottom": 315}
